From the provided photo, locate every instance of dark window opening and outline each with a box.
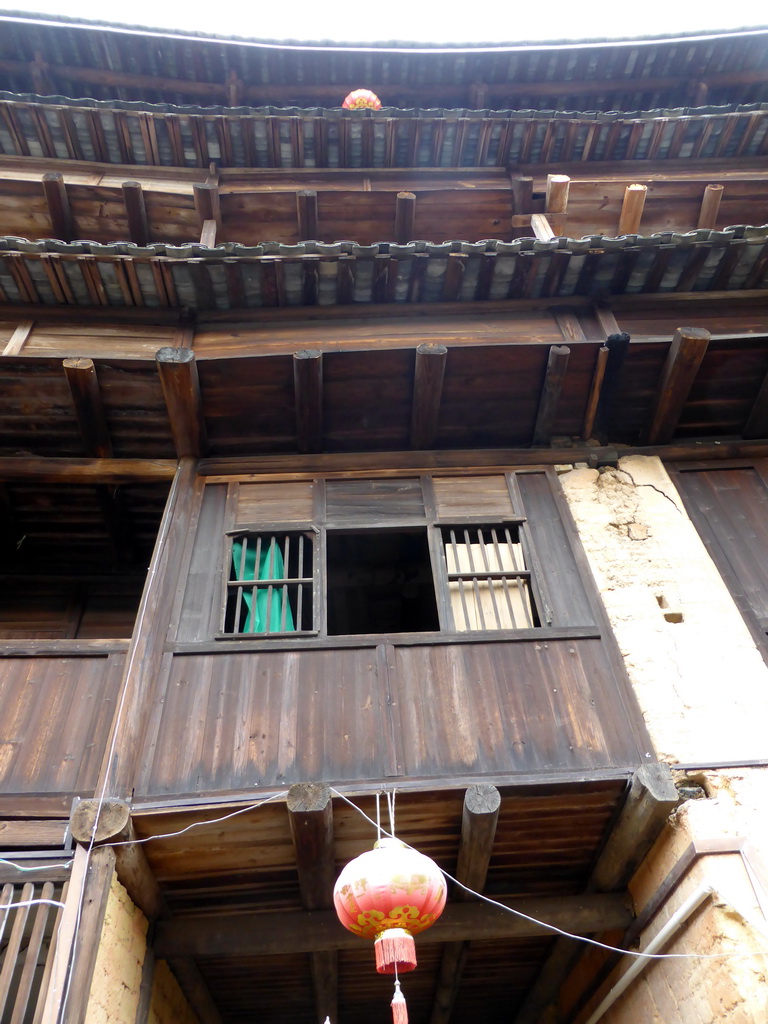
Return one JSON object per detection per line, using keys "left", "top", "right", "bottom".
{"left": 326, "top": 530, "right": 440, "bottom": 636}
{"left": 441, "top": 524, "right": 540, "bottom": 631}
{"left": 226, "top": 532, "right": 314, "bottom": 635}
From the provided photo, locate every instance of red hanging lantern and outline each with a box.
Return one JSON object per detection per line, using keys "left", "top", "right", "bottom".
{"left": 342, "top": 88, "right": 382, "bottom": 110}
{"left": 333, "top": 837, "right": 446, "bottom": 974}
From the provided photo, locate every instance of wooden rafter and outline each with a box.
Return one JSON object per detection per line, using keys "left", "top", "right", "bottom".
{"left": 532, "top": 345, "right": 570, "bottom": 446}
{"left": 430, "top": 785, "right": 501, "bottom": 1024}
{"left": 646, "top": 327, "right": 710, "bottom": 444}
{"left": 156, "top": 346, "right": 208, "bottom": 459}
{"left": 293, "top": 350, "right": 323, "bottom": 455}
{"left": 395, "top": 191, "right": 416, "bottom": 244}
{"left": 410, "top": 343, "right": 447, "bottom": 450}
{"left": 122, "top": 180, "right": 150, "bottom": 246}
{"left": 296, "top": 190, "right": 318, "bottom": 242}
{"left": 193, "top": 182, "right": 222, "bottom": 246}
{"left": 41, "top": 171, "right": 75, "bottom": 241}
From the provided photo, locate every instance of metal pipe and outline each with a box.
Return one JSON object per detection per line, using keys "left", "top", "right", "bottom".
{"left": 583, "top": 885, "right": 713, "bottom": 1024}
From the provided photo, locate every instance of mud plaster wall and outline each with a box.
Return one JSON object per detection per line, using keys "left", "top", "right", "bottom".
{"left": 560, "top": 455, "right": 768, "bottom": 764}
{"left": 85, "top": 873, "right": 147, "bottom": 1024}
{"left": 85, "top": 871, "right": 200, "bottom": 1024}
{"left": 572, "top": 768, "right": 768, "bottom": 1024}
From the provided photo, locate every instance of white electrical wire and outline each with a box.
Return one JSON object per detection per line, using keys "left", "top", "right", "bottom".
{"left": 0, "top": 858, "right": 73, "bottom": 872}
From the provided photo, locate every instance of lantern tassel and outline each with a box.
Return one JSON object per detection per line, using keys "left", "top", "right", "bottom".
{"left": 391, "top": 980, "right": 408, "bottom": 1024}
{"left": 375, "top": 927, "right": 417, "bottom": 974}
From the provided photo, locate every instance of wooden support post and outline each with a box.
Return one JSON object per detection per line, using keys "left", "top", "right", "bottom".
{"left": 2, "top": 320, "right": 33, "bottom": 357}
{"left": 63, "top": 358, "right": 113, "bottom": 458}
{"left": 617, "top": 183, "right": 647, "bottom": 235}
{"left": 40, "top": 845, "right": 89, "bottom": 1024}
{"left": 63, "top": 357, "right": 136, "bottom": 561}
{"left": 743, "top": 369, "right": 768, "bottom": 439}
{"left": 156, "top": 346, "right": 208, "bottom": 458}
{"left": 593, "top": 332, "right": 631, "bottom": 442}
{"left": 41, "top": 172, "right": 76, "bottom": 242}
{"left": 646, "top": 327, "right": 710, "bottom": 444}
{"left": 513, "top": 765, "right": 678, "bottom": 1024}
{"left": 410, "top": 343, "right": 447, "bottom": 450}
{"left": 510, "top": 176, "right": 534, "bottom": 216}
{"left": 395, "top": 192, "right": 416, "bottom": 244}
{"left": 296, "top": 190, "right": 319, "bottom": 241}
{"left": 545, "top": 173, "right": 570, "bottom": 235}
{"left": 293, "top": 350, "right": 323, "bottom": 455}
{"left": 430, "top": 786, "right": 501, "bottom": 1024}
{"left": 545, "top": 174, "right": 571, "bottom": 215}
{"left": 697, "top": 184, "right": 724, "bottom": 230}
{"left": 583, "top": 346, "right": 609, "bottom": 440}
{"left": 193, "top": 182, "right": 222, "bottom": 246}
{"left": 287, "top": 784, "right": 337, "bottom": 1024}
{"left": 532, "top": 345, "right": 570, "bottom": 446}
{"left": 122, "top": 180, "right": 150, "bottom": 246}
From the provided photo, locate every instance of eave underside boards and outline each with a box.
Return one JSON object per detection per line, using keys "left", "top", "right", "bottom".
{"left": 1, "top": 303, "right": 768, "bottom": 461}
{"left": 137, "top": 779, "right": 628, "bottom": 1024}
{"left": 0, "top": 159, "right": 767, "bottom": 246}
{"left": 0, "top": 98, "right": 767, "bottom": 168}
{"left": 0, "top": 21, "right": 766, "bottom": 110}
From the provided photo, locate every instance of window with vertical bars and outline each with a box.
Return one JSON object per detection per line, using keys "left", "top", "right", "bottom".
{"left": 225, "top": 532, "right": 315, "bottom": 636}
{"left": 440, "top": 524, "right": 539, "bottom": 631}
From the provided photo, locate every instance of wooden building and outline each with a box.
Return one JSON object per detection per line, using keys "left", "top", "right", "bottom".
{"left": 0, "top": 15, "right": 767, "bottom": 1024}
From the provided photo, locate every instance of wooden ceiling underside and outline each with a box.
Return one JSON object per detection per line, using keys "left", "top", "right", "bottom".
{"left": 0, "top": 20, "right": 766, "bottom": 110}
{"left": 138, "top": 779, "right": 630, "bottom": 1024}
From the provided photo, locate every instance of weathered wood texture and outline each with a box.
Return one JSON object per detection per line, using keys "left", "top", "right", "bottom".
{"left": 0, "top": 653, "right": 124, "bottom": 796}
{"left": 672, "top": 463, "right": 768, "bottom": 665}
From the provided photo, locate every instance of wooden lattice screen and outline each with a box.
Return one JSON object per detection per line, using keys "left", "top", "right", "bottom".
{"left": 0, "top": 878, "right": 68, "bottom": 1024}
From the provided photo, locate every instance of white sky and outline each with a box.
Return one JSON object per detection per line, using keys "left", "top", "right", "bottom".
{"left": 1, "top": 0, "right": 767, "bottom": 45}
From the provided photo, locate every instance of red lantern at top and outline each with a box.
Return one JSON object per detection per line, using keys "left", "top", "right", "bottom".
{"left": 333, "top": 837, "right": 446, "bottom": 974}
{"left": 342, "top": 88, "right": 382, "bottom": 110}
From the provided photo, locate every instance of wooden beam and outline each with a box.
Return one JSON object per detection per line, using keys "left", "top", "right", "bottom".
{"left": 156, "top": 346, "right": 208, "bottom": 458}
{"left": 430, "top": 785, "right": 500, "bottom": 1024}
{"left": 530, "top": 214, "right": 555, "bottom": 241}
{"left": 617, "top": 183, "right": 647, "bottom": 235}
{"left": 41, "top": 171, "right": 76, "bottom": 242}
{"left": 0, "top": 457, "right": 177, "bottom": 484}
{"left": 410, "top": 343, "right": 447, "bottom": 450}
{"left": 155, "top": 892, "right": 632, "bottom": 959}
{"left": 582, "top": 345, "right": 609, "bottom": 440}
{"left": 296, "top": 190, "right": 319, "bottom": 242}
{"left": 293, "top": 350, "right": 323, "bottom": 455}
{"left": 513, "top": 765, "right": 678, "bottom": 1024}
{"left": 510, "top": 177, "right": 534, "bottom": 216}
{"left": 121, "top": 180, "right": 150, "bottom": 246}
{"left": 1, "top": 320, "right": 33, "bottom": 357}
{"left": 63, "top": 357, "right": 113, "bottom": 458}
{"left": 646, "top": 327, "right": 710, "bottom": 444}
{"left": 697, "top": 184, "right": 724, "bottom": 229}
{"left": 743, "top": 369, "right": 768, "bottom": 439}
{"left": 287, "top": 784, "right": 336, "bottom": 1024}
{"left": 395, "top": 192, "right": 416, "bottom": 244}
{"left": 592, "top": 332, "right": 631, "bottom": 442}
{"left": 193, "top": 182, "right": 222, "bottom": 245}
{"left": 167, "top": 959, "right": 223, "bottom": 1024}
{"left": 532, "top": 344, "right": 570, "bottom": 446}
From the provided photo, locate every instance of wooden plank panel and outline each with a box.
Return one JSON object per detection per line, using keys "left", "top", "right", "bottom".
{"left": 325, "top": 478, "right": 424, "bottom": 525}
{"left": 136, "top": 649, "right": 388, "bottom": 796}
{"left": 515, "top": 471, "right": 596, "bottom": 628}
{"left": 391, "top": 638, "right": 644, "bottom": 777}
{"left": 177, "top": 483, "right": 228, "bottom": 644}
{"left": 0, "top": 653, "right": 123, "bottom": 795}
{"left": 432, "top": 476, "right": 515, "bottom": 519}
{"left": 237, "top": 481, "right": 315, "bottom": 524}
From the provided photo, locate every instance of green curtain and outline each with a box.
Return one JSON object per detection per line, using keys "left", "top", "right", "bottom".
{"left": 232, "top": 538, "right": 296, "bottom": 633}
